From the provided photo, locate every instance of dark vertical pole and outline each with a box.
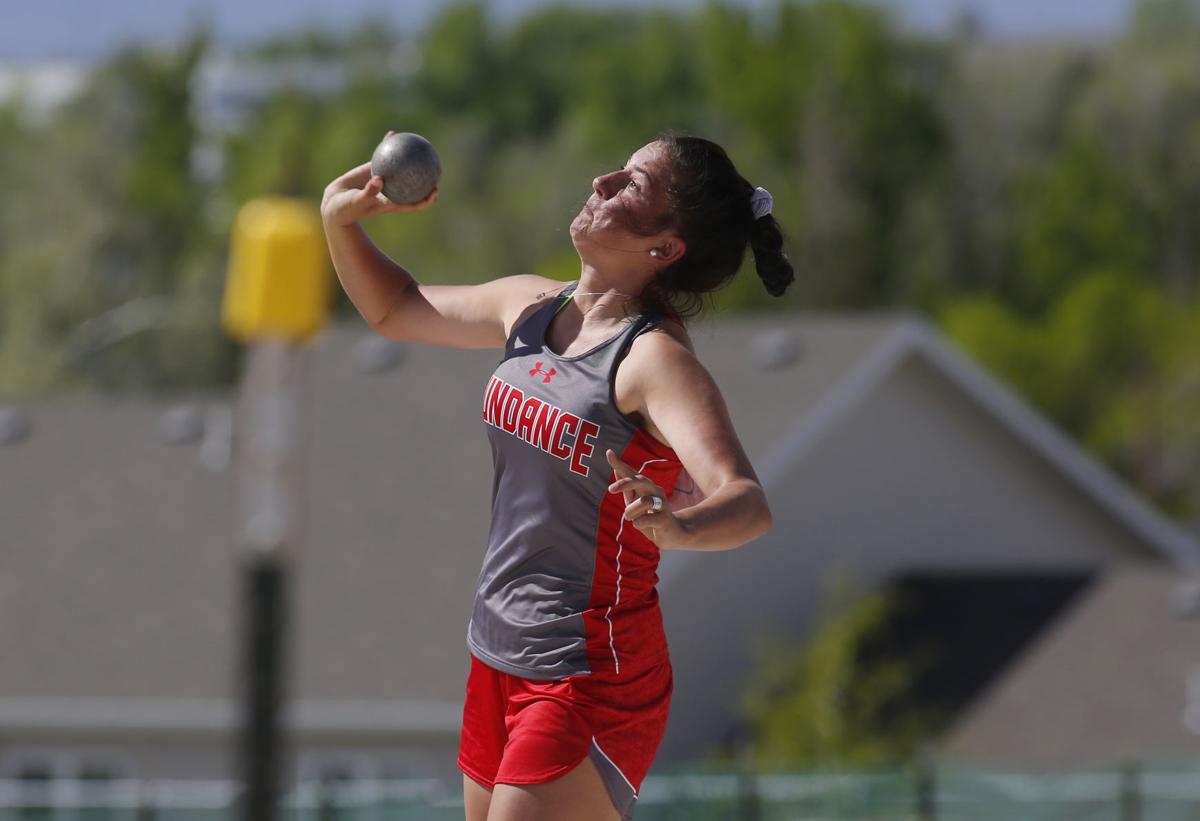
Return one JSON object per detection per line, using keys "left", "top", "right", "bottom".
{"left": 914, "top": 745, "right": 937, "bottom": 821}
{"left": 736, "top": 768, "right": 761, "bottom": 821}
{"left": 1119, "top": 759, "right": 1141, "bottom": 821}
{"left": 734, "top": 736, "right": 761, "bottom": 821}
{"left": 222, "top": 198, "right": 326, "bottom": 821}
{"left": 317, "top": 776, "right": 336, "bottom": 821}
{"left": 135, "top": 784, "right": 156, "bottom": 821}
{"left": 241, "top": 558, "right": 287, "bottom": 821}
{"left": 233, "top": 341, "right": 305, "bottom": 821}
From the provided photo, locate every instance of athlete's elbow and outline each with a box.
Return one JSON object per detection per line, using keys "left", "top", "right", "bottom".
{"left": 731, "top": 486, "right": 772, "bottom": 550}
{"left": 760, "top": 495, "right": 775, "bottom": 537}
{"left": 749, "top": 488, "right": 774, "bottom": 543}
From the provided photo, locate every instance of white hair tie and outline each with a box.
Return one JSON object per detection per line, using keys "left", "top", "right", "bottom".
{"left": 750, "top": 186, "right": 773, "bottom": 220}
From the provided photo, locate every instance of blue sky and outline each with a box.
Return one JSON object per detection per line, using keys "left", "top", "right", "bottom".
{"left": 1, "top": 0, "right": 1134, "bottom": 62}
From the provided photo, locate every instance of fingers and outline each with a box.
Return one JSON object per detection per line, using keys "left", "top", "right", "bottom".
{"left": 401, "top": 186, "right": 439, "bottom": 211}
{"left": 358, "top": 176, "right": 393, "bottom": 214}
{"left": 607, "top": 475, "right": 662, "bottom": 496}
{"left": 325, "top": 179, "right": 437, "bottom": 226}
{"left": 606, "top": 449, "right": 636, "bottom": 479}
{"left": 333, "top": 160, "right": 375, "bottom": 191}
{"left": 605, "top": 449, "right": 638, "bottom": 504}
{"left": 363, "top": 174, "right": 384, "bottom": 199}
{"left": 372, "top": 185, "right": 439, "bottom": 214}
{"left": 608, "top": 465, "right": 666, "bottom": 521}
{"left": 622, "top": 495, "right": 666, "bottom": 521}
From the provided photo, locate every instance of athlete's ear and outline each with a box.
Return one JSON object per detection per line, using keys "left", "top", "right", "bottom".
{"left": 650, "top": 238, "right": 685, "bottom": 266}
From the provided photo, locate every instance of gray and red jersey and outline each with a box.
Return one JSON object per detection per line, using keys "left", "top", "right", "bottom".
{"left": 468, "top": 281, "right": 683, "bottom": 680}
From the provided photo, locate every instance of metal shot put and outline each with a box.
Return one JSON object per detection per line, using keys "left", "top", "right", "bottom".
{"left": 370, "top": 132, "right": 442, "bottom": 205}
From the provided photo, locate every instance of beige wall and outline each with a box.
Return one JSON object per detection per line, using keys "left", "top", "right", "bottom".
{"left": 658, "top": 352, "right": 1153, "bottom": 762}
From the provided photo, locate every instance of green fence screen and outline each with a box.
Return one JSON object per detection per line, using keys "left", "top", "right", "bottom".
{"left": 2, "top": 758, "right": 1198, "bottom": 821}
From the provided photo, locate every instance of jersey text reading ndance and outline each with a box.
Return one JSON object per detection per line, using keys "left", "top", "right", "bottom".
{"left": 481, "top": 374, "right": 601, "bottom": 477}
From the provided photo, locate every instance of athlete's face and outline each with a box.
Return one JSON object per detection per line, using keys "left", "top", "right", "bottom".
{"left": 570, "top": 142, "right": 678, "bottom": 254}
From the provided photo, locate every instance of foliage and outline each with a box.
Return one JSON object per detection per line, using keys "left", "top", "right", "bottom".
{"left": 941, "top": 272, "right": 1200, "bottom": 517}
{"left": 741, "top": 571, "right": 948, "bottom": 767}
{"left": 0, "top": 0, "right": 1198, "bottom": 517}
{"left": 0, "top": 29, "right": 236, "bottom": 396}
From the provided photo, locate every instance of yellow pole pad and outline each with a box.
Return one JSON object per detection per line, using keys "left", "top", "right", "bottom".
{"left": 222, "top": 197, "right": 331, "bottom": 343}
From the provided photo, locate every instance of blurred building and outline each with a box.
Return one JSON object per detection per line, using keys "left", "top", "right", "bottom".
{"left": 0, "top": 60, "right": 88, "bottom": 121}
{"left": 942, "top": 566, "right": 1200, "bottom": 770}
{"left": 1, "top": 313, "right": 1197, "bottom": 788}
{"left": 188, "top": 46, "right": 418, "bottom": 184}
{"left": 656, "top": 315, "right": 1200, "bottom": 763}
{"left": 190, "top": 52, "right": 349, "bottom": 136}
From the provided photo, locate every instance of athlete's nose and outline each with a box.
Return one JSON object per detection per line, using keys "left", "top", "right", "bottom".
{"left": 593, "top": 170, "right": 626, "bottom": 200}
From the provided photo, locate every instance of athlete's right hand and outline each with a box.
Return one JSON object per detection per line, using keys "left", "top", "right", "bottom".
{"left": 321, "top": 133, "right": 439, "bottom": 227}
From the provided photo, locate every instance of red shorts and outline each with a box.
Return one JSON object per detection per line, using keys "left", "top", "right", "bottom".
{"left": 457, "top": 653, "right": 673, "bottom": 820}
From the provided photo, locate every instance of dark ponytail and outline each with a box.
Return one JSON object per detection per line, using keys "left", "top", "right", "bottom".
{"left": 640, "top": 132, "right": 795, "bottom": 320}
{"left": 749, "top": 214, "right": 794, "bottom": 297}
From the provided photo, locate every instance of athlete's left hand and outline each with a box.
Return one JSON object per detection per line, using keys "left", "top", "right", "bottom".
{"left": 606, "top": 449, "right": 689, "bottom": 549}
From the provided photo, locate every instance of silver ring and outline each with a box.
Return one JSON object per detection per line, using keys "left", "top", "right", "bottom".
{"left": 648, "top": 495, "right": 664, "bottom": 513}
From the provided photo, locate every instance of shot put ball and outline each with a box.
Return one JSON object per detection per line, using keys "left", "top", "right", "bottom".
{"left": 370, "top": 132, "right": 441, "bottom": 205}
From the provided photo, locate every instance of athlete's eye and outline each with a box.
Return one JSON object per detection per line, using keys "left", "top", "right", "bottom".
{"left": 625, "top": 178, "right": 640, "bottom": 191}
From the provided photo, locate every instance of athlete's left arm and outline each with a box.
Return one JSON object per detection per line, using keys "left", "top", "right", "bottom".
{"left": 606, "top": 333, "right": 773, "bottom": 551}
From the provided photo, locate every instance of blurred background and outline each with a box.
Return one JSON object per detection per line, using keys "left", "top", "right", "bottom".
{"left": 3, "top": 0, "right": 1200, "bottom": 818}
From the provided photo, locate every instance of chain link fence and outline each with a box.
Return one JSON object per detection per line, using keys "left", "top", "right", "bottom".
{"left": 2, "top": 759, "right": 1199, "bottom": 821}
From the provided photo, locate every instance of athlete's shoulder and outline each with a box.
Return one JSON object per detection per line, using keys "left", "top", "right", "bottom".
{"left": 499, "top": 275, "right": 572, "bottom": 336}
{"left": 635, "top": 313, "right": 696, "bottom": 358}
{"left": 498, "top": 274, "right": 571, "bottom": 303}
{"left": 621, "top": 316, "right": 704, "bottom": 399}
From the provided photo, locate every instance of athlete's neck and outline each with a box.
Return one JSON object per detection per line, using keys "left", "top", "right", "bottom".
{"left": 575, "top": 267, "right": 648, "bottom": 321}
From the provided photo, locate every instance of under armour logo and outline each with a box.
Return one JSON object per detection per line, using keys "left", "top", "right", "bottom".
{"left": 529, "top": 361, "right": 556, "bottom": 383}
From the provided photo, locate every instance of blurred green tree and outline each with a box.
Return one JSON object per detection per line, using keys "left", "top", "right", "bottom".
{"left": 940, "top": 272, "right": 1200, "bottom": 519}
{"left": 741, "top": 572, "right": 947, "bottom": 767}
{"left": 698, "top": 2, "right": 950, "bottom": 311}
{"left": 0, "top": 29, "right": 237, "bottom": 395}
{"left": 413, "top": 3, "right": 501, "bottom": 139}
{"left": 2, "top": 0, "right": 1198, "bottom": 524}
{"left": 1009, "top": 134, "right": 1154, "bottom": 316}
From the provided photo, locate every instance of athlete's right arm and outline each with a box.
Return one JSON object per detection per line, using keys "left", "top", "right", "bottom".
{"left": 321, "top": 157, "right": 560, "bottom": 349}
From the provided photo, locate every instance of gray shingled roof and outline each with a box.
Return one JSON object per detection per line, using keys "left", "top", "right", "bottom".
{"left": 0, "top": 312, "right": 901, "bottom": 710}
{"left": 940, "top": 565, "right": 1200, "bottom": 770}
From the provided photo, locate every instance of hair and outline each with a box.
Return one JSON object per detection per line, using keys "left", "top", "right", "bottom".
{"left": 639, "top": 132, "right": 795, "bottom": 321}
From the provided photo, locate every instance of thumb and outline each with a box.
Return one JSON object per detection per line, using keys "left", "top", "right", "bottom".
{"left": 357, "top": 175, "right": 385, "bottom": 205}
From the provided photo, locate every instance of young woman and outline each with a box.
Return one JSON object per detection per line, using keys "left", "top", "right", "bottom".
{"left": 321, "top": 132, "right": 794, "bottom": 821}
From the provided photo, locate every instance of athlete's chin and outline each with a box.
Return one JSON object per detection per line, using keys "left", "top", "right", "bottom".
{"left": 569, "top": 207, "right": 592, "bottom": 237}
{"left": 569, "top": 229, "right": 611, "bottom": 257}
{"left": 569, "top": 214, "right": 610, "bottom": 247}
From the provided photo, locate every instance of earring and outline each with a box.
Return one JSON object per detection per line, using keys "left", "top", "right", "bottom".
{"left": 650, "top": 249, "right": 661, "bottom": 258}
